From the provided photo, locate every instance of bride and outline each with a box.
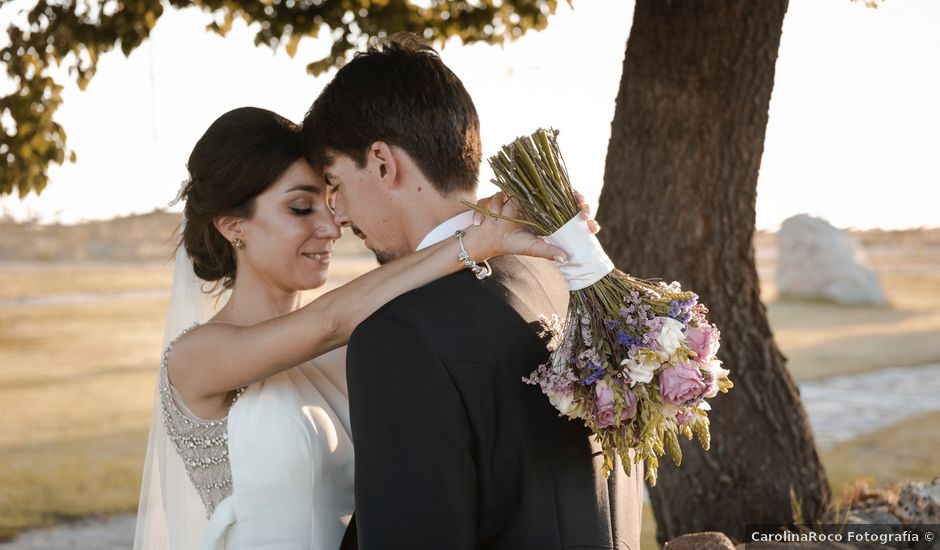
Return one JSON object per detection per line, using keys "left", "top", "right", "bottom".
{"left": 132, "top": 106, "right": 581, "bottom": 549}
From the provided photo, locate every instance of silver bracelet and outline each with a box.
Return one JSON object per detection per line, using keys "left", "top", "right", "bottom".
{"left": 454, "top": 230, "right": 492, "bottom": 280}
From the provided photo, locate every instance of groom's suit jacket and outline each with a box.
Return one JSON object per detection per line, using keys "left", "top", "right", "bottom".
{"left": 341, "top": 255, "right": 644, "bottom": 550}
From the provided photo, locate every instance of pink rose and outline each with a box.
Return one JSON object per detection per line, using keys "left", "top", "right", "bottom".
{"left": 594, "top": 381, "right": 638, "bottom": 428}
{"left": 659, "top": 361, "right": 707, "bottom": 406}
{"left": 595, "top": 408, "right": 618, "bottom": 428}
{"left": 595, "top": 380, "right": 615, "bottom": 408}
{"left": 593, "top": 380, "right": 617, "bottom": 428}
{"left": 686, "top": 324, "right": 720, "bottom": 360}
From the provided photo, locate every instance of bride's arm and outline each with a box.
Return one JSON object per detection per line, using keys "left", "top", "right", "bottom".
{"left": 169, "top": 197, "right": 569, "bottom": 401}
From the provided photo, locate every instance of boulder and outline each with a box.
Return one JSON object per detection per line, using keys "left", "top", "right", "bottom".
{"left": 844, "top": 510, "right": 908, "bottom": 549}
{"left": 896, "top": 479, "right": 940, "bottom": 525}
{"left": 776, "top": 214, "right": 887, "bottom": 305}
{"left": 895, "top": 479, "right": 940, "bottom": 549}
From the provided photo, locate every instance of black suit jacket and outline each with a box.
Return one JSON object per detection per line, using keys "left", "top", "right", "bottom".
{"left": 341, "top": 255, "right": 643, "bottom": 550}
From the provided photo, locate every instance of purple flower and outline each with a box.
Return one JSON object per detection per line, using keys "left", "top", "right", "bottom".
{"left": 617, "top": 330, "right": 639, "bottom": 348}
{"left": 668, "top": 301, "right": 680, "bottom": 318}
{"left": 582, "top": 361, "right": 606, "bottom": 386}
{"left": 576, "top": 348, "right": 601, "bottom": 369}
{"left": 642, "top": 317, "right": 664, "bottom": 350}
{"left": 659, "top": 360, "right": 707, "bottom": 406}
{"left": 581, "top": 326, "right": 593, "bottom": 347}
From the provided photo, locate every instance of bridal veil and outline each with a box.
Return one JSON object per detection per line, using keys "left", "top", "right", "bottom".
{"left": 133, "top": 214, "right": 225, "bottom": 550}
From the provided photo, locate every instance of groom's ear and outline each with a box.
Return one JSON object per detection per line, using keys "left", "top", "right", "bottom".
{"left": 368, "top": 141, "right": 398, "bottom": 189}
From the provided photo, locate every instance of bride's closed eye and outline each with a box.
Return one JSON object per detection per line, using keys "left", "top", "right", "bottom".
{"left": 290, "top": 205, "right": 314, "bottom": 216}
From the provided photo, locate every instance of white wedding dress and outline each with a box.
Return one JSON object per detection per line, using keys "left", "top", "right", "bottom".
{"left": 134, "top": 227, "right": 355, "bottom": 550}
{"left": 203, "top": 347, "right": 354, "bottom": 549}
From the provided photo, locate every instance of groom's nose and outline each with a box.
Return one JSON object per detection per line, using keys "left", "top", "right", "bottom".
{"left": 331, "top": 198, "right": 352, "bottom": 228}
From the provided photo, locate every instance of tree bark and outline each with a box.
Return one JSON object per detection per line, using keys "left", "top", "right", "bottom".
{"left": 596, "top": 0, "right": 831, "bottom": 544}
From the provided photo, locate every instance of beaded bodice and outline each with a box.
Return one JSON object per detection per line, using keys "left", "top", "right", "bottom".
{"left": 159, "top": 326, "right": 245, "bottom": 518}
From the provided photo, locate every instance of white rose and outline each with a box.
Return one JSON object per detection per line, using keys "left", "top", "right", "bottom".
{"left": 620, "top": 353, "right": 660, "bottom": 387}
{"left": 548, "top": 390, "right": 578, "bottom": 418}
{"left": 656, "top": 317, "right": 686, "bottom": 358}
{"left": 701, "top": 358, "right": 730, "bottom": 399}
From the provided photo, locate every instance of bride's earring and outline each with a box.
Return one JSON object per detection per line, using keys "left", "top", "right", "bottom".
{"left": 232, "top": 238, "right": 245, "bottom": 250}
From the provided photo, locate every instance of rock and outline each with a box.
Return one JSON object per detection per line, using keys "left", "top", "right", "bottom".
{"left": 845, "top": 510, "right": 908, "bottom": 549}
{"left": 665, "top": 532, "right": 736, "bottom": 550}
{"left": 845, "top": 510, "right": 901, "bottom": 525}
{"left": 895, "top": 479, "right": 940, "bottom": 550}
{"left": 896, "top": 479, "right": 940, "bottom": 525}
{"left": 846, "top": 509, "right": 903, "bottom": 525}
{"left": 776, "top": 214, "right": 887, "bottom": 305}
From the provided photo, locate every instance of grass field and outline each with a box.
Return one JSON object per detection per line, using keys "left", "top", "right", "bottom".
{"left": 1, "top": 237, "right": 938, "bottom": 544}
{"left": 765, "top": 272, "right": 940, "bottom": 381}
{"left": 821, "top": 410, "right": 940, "bottom": 492}
{"left": 0, "top": 297, "right": 162, "bottom": 540}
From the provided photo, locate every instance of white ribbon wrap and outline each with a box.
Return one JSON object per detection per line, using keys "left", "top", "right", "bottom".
{"left": 543, "top": 214, "right": 615, "bottom": 291}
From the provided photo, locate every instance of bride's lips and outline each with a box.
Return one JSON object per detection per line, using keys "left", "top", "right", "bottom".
{"left": 302, "top": 251, "right": 332, "bottom": 265}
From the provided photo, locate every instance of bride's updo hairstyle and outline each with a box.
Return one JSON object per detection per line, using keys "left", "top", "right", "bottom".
{"left": 179, "top": 107, "right": 303, "bottom": 289}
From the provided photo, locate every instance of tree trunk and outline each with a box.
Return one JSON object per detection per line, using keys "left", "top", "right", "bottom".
{"left": 596, "top": 0, "right": 831, "bottom": 544}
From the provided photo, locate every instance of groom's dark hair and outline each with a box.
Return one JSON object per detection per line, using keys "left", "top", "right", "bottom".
{"left": 301, "top": 33, "right": 481, "bottom": 195}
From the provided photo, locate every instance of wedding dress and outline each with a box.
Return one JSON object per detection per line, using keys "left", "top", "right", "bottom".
{"left": 201, "top": 348, "right": 354, "bottom": 549}
{"left": 134, "top": 220, "right": 354, "bottom": 550}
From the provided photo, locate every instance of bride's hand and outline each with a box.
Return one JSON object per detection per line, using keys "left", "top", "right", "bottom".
{"left": 469, "top": 192, "right": 599, "bottom": 262}
{"left": 575, "top": 191, "right": 601, "bottom": 235}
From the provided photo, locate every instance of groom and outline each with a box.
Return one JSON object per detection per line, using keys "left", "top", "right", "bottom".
{"left": 301, "top": 34, "right": 643, "bottom": 550}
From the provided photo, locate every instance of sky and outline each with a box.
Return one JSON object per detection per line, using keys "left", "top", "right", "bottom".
{"left": 0, "top": 0, "right": 938, "bottom": 230}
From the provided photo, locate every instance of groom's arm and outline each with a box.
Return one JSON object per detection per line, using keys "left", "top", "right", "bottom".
{"left": 346, "top": 313, "right": 477, "bottom": 550}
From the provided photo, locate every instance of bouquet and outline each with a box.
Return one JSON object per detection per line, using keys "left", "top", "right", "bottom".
{"left": 472, "top": 129, "right": 732, "bottom": 485}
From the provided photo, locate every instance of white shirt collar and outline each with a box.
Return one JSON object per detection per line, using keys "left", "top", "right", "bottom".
{"left": 415, "top": 210, "right": 476, "bottom": 251}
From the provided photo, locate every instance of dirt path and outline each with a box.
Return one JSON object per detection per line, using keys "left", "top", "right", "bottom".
{"left": 0, "top": 514, "right": 135, "bottom": 549}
